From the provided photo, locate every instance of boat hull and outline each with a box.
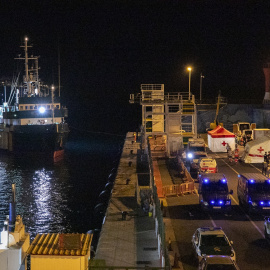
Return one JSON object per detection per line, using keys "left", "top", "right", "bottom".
{"left": 0, "top": 123, "right": 69, "bottom": 159}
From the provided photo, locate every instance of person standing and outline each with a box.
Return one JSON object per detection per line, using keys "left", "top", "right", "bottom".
{"left": 264, "top": 152, "right": 268, "bottom": 163}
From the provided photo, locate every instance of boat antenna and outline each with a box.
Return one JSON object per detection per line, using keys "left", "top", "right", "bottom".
{"left": 58, "top": 37, "right": 61, "bottom": 97}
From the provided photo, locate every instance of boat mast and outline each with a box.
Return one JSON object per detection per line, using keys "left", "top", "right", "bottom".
{"left": 58, "top": 44, "right": 61, "bottom": 97}
{"left": 24, "top": 37, "right": 30, "bottom": 95}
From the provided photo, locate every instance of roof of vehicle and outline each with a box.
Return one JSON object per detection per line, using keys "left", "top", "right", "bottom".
{"left": 240, "top": 173, "right": 268, "bottom": 181}
{"left": 198, "top": 227, "right": 224, "bottom": 235}
{"left": 203, "top": 255, "right": 236, "bottom": 265}
{"left": 200, "top": 173, "right": 226, "bottom": 182}
{"left": 199, "top": 158, "right": 217, "bottom": 165}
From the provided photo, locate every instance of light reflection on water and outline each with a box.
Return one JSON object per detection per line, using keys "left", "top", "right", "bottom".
{"left": 0, "top": 133, "right": 123, "bottom": 240}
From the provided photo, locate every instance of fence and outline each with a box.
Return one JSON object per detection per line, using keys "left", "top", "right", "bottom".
{"left": 147, "top": 141, "right": 170, "bottom": 268}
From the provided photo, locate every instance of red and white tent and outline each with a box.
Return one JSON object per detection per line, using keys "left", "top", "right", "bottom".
{"left": 242, "top": 135, "right": 270, "bottom": 163}
{"left": 207, "top": 126, "right": 235, "bottom": 152}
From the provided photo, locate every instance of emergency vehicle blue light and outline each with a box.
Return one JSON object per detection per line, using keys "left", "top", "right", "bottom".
{"left": 250, "top": 179, "right": 255, "bottom": 183}
{"left": 268, "top": 201, "right": 270, "bottom": 205}
{"left": 204, "top": 179, "right": 209, "bottom": 183}
{"left": 222, "top": 179, "right": 226, "bottom": 183}
{"left": 210, "top": 200, "right": 215, "bottom": 204}
{"left": 268, "top": 180, "right": 270, "bottom": 183}
{"left": 219, "top": 200, "right": 223, "bottom": 205}
{"left": 260, "top": 201, "right": 264, "bottom": 205}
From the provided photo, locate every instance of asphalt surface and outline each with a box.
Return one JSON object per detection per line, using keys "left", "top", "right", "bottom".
{"left": 167, "top": 152, "right": 270, "bottom": 270}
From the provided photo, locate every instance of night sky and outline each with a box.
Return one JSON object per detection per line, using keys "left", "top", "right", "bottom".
{"left": 0, "top": 1, "right": 270, "bottom": 134}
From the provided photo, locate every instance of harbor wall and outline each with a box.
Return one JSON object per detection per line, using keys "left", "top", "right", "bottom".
{"left": 197, "top": 104, "right": 270, "bottom": 133}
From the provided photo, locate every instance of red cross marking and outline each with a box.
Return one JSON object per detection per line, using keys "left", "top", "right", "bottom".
{"left": 257, "top": 146, "right": 264, "bottom": 153}
{"left": 221, "top": 141, "right": 227, "bottom": 146}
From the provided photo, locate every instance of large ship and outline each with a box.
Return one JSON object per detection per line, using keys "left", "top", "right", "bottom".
{"left": 0, "top": 37, "right": 69, "bottom": 160}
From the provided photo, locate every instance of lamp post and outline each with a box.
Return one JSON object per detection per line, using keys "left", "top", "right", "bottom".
{"left": 51, "top": 85, "right": 55, "bottom": 124}
{"left": 187, "top": 67, "right": 192, "bottom": 100}
{"left": 200, "top": 73, "right": 205, "bottom": 103}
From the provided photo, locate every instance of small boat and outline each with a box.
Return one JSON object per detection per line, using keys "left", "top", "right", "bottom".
{"left": 0, "top": 37, "right": 69, "bottom": 160}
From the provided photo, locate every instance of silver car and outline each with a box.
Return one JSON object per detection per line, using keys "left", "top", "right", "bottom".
{"left": 192, "top": 227, "right": 236, "bottom": 262}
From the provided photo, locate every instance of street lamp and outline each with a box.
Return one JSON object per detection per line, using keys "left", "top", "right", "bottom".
{"left": 187, "top": 67, "right": 192, "bottom": 100}
{"left": 51, "top": 85, "right": 55, "bottom": 124}
{"left": 200, "top": 73, "right": 205, "bottom": 103}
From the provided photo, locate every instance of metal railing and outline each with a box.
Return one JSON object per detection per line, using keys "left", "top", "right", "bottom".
{"left": 147, "top": 140, "right": 170, "bottom": 268}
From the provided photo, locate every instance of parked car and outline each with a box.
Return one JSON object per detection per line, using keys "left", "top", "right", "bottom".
{"left": 198, "top": 158, "right": 218, "bottom": 175}
{"left": 237, "top": 173, "right": 270, "bottom": 213}
{"left": 198, "top": 255, "right": 240, "bottom": 270}
{"left": 198, "top": 174, "right": 233, "bottom": 212}
{"left": 192, "top": 227, "right": 236, "bottom": 262}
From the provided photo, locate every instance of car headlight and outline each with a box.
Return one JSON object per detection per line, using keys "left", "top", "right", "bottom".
{"left": 251, "top": 201, "right": 257, "bottom": 207}
{"left": 225, "top": 200, "right": 231, "bottom": 205}
{"left": 187, "top": 153, "right": 193, "bottom": 159}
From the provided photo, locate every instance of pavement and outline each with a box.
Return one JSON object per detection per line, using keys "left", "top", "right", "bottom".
{"left": 94, "top": 132, "right": 162, "bottom": 268}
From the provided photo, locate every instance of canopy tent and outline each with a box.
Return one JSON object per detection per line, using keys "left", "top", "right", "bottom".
{"left": 242, "top": 135, "right": 270, "bottom": 163}
{"left": 207, "top": 125, "right": 235, "bottom": 152}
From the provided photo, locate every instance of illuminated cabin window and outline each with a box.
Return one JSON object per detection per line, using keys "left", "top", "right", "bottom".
{"left": 20, "top": 106, "right": 23, "bottom": 110}
{"left": 30, "top": 106, "right": 33, "bottom": 110}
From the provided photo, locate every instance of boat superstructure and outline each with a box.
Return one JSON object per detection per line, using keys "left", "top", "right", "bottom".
{"left": 0, "top": 37, "right": 69, "bottom": 158}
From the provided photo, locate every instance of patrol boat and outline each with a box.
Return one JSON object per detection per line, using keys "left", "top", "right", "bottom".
{"left": 0, "top": 37, "right": 69, "bottom": 160}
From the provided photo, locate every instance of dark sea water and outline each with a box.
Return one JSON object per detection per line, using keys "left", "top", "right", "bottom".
{"left": 0, "top": 131, "right": 124, "bottom": 240}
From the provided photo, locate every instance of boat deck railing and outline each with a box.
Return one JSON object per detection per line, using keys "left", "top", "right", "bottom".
{"left": 130, "top": 92, "right": 195, "bottom": 104}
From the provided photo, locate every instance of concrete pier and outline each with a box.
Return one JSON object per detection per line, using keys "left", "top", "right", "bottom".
{"left": 94, "top": 132, "right": 166, "bottom": 268}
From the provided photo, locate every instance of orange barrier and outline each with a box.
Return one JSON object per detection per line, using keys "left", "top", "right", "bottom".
{"left": 162, "top": 181, "right": 195, "bottom": 197}
{"left": 152, "top": 160, "right": 164, "bottom": 198}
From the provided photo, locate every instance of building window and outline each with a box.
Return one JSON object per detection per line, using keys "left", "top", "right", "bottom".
{"left": 20, "top": 106, "right": 23, "bottom": 110}
{"left": 30, "top": 106, "right": 33, "bottom": 110}
{"left": 56, "top": 105, "right": 59, "bottom": 109}
{"left": 34, "top": 106, "right": 37, "bottom": 109}
{"left": 47, "top": 105, "right": 50, "bottom": 109}
{"left": 25, "top": 106, "right": 28, "bottom": 109}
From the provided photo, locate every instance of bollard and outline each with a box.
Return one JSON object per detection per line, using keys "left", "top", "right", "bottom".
{"left": 168, "top": 237, "right": 172, "bottom": 251}
{"left": 121, "top": 211, "right": 127, "bottom": 220}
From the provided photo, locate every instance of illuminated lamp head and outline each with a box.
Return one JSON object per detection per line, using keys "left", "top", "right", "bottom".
{"left": 210, "top": 200, "right": 215, "bottom": 204}
{"left": 187, "top": 153, "right": 193, "bottom": 159}
{"left": 268, "top": 180, "right": 270, "bottom": 184}
{"left": 260, "top": 201, "right": 264, "bottom": 205}
{"left": 222, "top": 179, "right": 226, "bottom": 183}
{"left": 39, "top": 107, "right": 46, "bottom": 113}
{"left": 250, "top": 179, "right": 255, "bottom": 184}
{"left": 203, "top": 179, "right": 209, "bottom": 183}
